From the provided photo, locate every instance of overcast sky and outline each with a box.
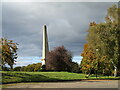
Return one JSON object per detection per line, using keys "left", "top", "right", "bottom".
{"left": 2, "top": 2, "right": 117, "bottom": 66}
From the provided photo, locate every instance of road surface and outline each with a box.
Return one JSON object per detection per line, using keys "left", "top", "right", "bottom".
{"left": 4, "top": 80, "right": 118, "bottom": 88}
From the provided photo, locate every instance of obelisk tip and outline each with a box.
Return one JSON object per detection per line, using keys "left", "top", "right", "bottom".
{"left": 44, "top": 24, "right": 46, "bottom": 27}
{"left": 43, "top": 24, "right": 47, "bottom": 28}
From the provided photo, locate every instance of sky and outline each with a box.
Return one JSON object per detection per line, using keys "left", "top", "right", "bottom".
{"left": 1, "top": 1, "right": 117, "bottom": 67}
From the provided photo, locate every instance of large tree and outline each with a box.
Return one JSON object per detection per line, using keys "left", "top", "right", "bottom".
{"left": 46, "top": 46, "right": 72, "bottom": 71}
{"left": 0, "top": 38, "right": 18, "bottom": 70}
{"left": 80, "top": 43, "right": 97, "bottom": 76}
{"left": 81, "top": 5, "right": 120, "bottom": 77}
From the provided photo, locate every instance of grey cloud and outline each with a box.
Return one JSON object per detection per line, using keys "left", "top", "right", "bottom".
{"left": 2, "top": 2, "right": 117, "bottom": 57}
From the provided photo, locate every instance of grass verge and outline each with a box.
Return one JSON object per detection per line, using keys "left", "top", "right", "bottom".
{"left": 1, "top": 71, "right": 120, "bottom": 84}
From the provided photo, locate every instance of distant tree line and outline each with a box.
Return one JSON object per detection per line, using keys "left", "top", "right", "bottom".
{"left": 16, "top": 63, "right": 42, "bottom": 72}
{"left": 80, "top": 5, "right": 120, "bottom": 77}
{"left": 2, "top": 63, "right": 42, "bottom": 72}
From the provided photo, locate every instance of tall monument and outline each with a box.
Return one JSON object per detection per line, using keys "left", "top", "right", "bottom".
{"left": 41, "top": 25, "right": 49, "bottom": 65}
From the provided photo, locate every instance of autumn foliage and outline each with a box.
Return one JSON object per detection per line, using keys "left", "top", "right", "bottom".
{"left": 80, "top": 5, "right": 120, "bottom": 77}
{"left": 0, "top": 38, "right": 18, "bottom": 70}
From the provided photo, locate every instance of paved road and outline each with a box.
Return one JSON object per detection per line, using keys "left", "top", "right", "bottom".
{"left": 5, "top": 80, "right": 118, "bottom": 88}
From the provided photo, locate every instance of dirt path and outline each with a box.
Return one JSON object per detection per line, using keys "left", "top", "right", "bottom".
{"left": 4, "top": 80, "right": 118, "bottom": 88}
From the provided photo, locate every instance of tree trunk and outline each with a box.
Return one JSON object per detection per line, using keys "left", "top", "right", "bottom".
{"left": 10, "top": 65, "right": 13, "bottom": 71}
{"left": 103, "top": 69, "right": 105, "bottom": 75}
{"left": 88, "top": 69, "right": 92, "bottom": 77}
{"left": 114, "top": 66, "right": 117, "bottom": 77}
{"left": 95, "top": 70, "right": 97, "bottom": 78}
{"left": 111, "top": 61, "right": 117, "bottom": 77}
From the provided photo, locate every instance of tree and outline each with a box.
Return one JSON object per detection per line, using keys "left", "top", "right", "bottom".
{"left": 20, "top": 66, "right": 26, "bottom": 71}
{"left": 70, "top": 62, "right": 79, "bottom": 73}
{"left": 34, "top": 63, "right": 42, "bottom": 72}
{"left": 0, "top": 38, "right": 18, "bottom": 70}
{"left": 14, "top": 66, "right": 21, "bottom": 71}
{"left": 80, "top": 5, "right": 120, "bottom": 77}
{"left": 80, "top": 43, "right": 97, "bottom": 77}
{"left": 46, "top": 46, "right": 72, "bottom": 71}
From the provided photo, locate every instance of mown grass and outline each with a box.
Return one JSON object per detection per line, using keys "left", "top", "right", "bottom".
{"left": 87, "top": 74, "right": 120, "bottom": 79}
{"left": 1, "top": 71, "right": 85, "bottom": 84}
{"left": 1, "top": 71, "right": 120, "bottom": 84}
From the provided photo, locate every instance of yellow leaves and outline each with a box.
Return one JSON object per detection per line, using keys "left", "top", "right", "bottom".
{"left": 99, "top": 56, "right": 108, "bottom": 63}
{"left": 102, "top": 56, "right": 107, "bottom": 58}
{"left": 90, "top": 22, "right": 97, "bottom": 26}
{"left": 86, "top": 65, "right": 91, "bottom": 68}
{"left": 1, "top": 38, "right": 18, "bottom": 68}
{"left": 80, "top": 43, "right": 96, "bottom": 72}
{"left": 84, "top": 43, "right": 88, "bottom": 49}
{"left": 99, "top": 59, "right": 104, "bottom": 62}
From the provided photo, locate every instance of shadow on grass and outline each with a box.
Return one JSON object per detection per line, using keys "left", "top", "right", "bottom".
{"left": 2, "top": 72, "right": 120, "bottom": 84}
{"left": 2, "top": 72, "right": 62, "bottom": 84}
{"left": 2, "top": 73, "right": 32, "bottom": 78}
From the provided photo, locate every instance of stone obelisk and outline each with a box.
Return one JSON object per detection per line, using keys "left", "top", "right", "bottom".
{"left": 41, "top": 25, "right": 49, "bottom": 65}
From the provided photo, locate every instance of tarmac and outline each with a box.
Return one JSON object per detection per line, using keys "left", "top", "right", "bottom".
{"left": 4, "top": 80, "right": 119, "bottom": 88}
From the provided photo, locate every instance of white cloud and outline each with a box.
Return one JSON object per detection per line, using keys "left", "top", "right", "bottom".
{"left": 72, "top": 56, "right": 83, "bottom": 64}
{"left": 14, "top": 56, "right": 41, "bottom": 67}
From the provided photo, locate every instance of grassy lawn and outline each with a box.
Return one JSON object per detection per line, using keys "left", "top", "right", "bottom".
{"left": 1, "top": 71, "right": 120, "bottom": 84}
{"left": 87, "top": 74, "right": 120, "bottom": 79}
{"left": 1, "top": 71, "right": 85, "bottom": 84}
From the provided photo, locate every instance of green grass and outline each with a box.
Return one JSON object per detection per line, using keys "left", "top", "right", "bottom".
{"left": 1, "top": 71, "right": 120, "bottom": 84}
{"left": 87, "top": 74, "right": 120, "bottom": 79}
{"left": 1, "top": 71, "right": 85, "bottom": 84}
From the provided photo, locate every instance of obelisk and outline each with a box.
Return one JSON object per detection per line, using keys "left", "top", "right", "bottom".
{"left": 41, "top": 25, "right": 49, "bottom": 65}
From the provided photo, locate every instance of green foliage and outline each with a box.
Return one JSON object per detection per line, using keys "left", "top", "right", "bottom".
{"left": 80, "top": 5, "right": 120, "bottom": 77}
{"left": 14, "top": 66, "right": 21, "bottom": 71}
{"left": 70, "top": 62, "right": 80, "bottom": 73}
{"left": 20, "top": 63, "right": 42, "bottom": 72}
{"left": 20, "top": 66, "right": 25, "bottom": 71}
{"left": 0, "top": 38, "right": 18, "bottom": 70}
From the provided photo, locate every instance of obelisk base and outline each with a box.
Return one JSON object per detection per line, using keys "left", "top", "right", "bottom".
{"left": 41, "top": 59, "right": 45, "bottom": 65}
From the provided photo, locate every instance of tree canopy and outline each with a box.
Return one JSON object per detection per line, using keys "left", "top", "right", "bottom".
{"left": 46, "top": 46, "right": 72, "bottom": 71}
{"left": 80, "top": 5, "right": 120, "bottom": 77}
{"left": 0, "top": 38, "right": 18, "bottom": 70}
{"left": 46, "top": 46, "right": 79, "bottom": 72}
